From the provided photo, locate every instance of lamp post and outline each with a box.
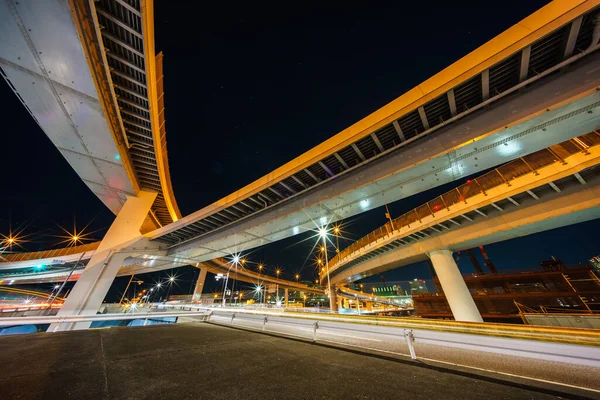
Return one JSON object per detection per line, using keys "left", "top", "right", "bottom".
{"left": 275, "top": 269, "right": 281, "bottom": 301}
{"left": 150, "top": 283, "right": 162, "bottom": 303}
{"left": 319, "top": 228, "right": 333, "bottom": 311}
{"left": 258, "top": 264, "right": 264, "bottom": 304}
{"left": 221, "top": 272, "right": 230, "bottom": 307}
{"left": 166, "top": 276, "right": 175, "bottom": 301}
{"left": 226, "top": 255, "right": 242, "bottom": 306}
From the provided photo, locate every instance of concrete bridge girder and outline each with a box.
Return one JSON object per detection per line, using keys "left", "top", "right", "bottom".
{"left": 328, "top": 145, "right": 600, "bottom": 276}
{"left": 330, "top": 176, "right": 600, "bottom": 285}
{"left": 165, "top": 54, "right": 600, "bottom": 263}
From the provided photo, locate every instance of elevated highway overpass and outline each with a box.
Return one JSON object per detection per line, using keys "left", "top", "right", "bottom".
{"left": 0, "top": 0, "right": 180, "bottom": 228}
{"left": 0, "top": 243, "right": 322, "bottom": 296}
{"left": 150, "top": 2, "right": 600, "bottom": 264}
{"left": 321, "top": 133, "right": 600, "bottom": 320}
{"left": 3, "top": 1, "right": 600, "bottom": 328}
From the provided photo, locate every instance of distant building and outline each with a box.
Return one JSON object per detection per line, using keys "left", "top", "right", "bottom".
{"left": 409, "top": 279, "right": 429, "bottom": 294}
{"left": 167, "top": 294, "right": 192, "bottom": 302}
{"left": 413, "top": 264, "right": 600, "bottom": 323}
{"left": 370, "top": 286, "right": 412, "bottom": 307}
{"left": 372, "top": 286, "right": 397, "bottom": 297}
{"left": 395, "top": 285, "right": 408, "bottom": 296}
{"left": 590, "top": 256, "right": 600, "bottom": 274}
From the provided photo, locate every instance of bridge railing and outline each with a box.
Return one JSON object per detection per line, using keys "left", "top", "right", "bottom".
{"left": 327, "top": 133, "right": 600, "bottom": 271}
{"left": 209, "top": 308, "right": 600, "bottom": 348}
{"left": 0, "top": 242, "right": 100, "bottom": 263}
{"left": 0, "top": 310, "right": 212, "bottom": 332}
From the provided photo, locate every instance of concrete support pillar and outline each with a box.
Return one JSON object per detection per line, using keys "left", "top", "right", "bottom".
{"left": 284, "top": 288, "right": 289, "bottom": 307}
{"left": 49, "top": 191, "right": 157, "bottom": 331}
{"left": 192, "top": 267, "right": 207, "bottom": 302}
{"left": 329, "top": 288, "right": 339, "bottom": 312}
{"left": 428, "top": 249, "right": 483, "bottom": 323}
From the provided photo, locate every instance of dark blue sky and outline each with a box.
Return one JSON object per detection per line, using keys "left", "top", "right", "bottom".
{"left": 2, "top": 1, "right": 598, "bottom": 299}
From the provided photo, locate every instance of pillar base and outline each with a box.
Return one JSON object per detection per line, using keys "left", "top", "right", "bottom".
{"left": 329, "top": 288, "right": 339, "bottom": 312}
{"left": 192, "top": 267, "right": 208, "bottom": 302}
{"left": 49, "top": 191, "right": 157, "bottom": 332}
{"left": 428, "top": 249, "right": 483, "bottom": 323}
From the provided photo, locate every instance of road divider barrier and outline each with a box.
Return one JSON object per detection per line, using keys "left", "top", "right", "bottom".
{"left": 0, "top": 310, "right": 213, "bottom": 332}
{"left": 208, "top": 310, "right": 600, "bottom": 367}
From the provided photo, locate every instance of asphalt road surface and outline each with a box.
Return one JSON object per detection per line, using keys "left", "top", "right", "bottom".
{"left": 209, "top": 311, "right": 600, "bottom": 393}
{"left": 0, "top": 322, "right": 597, "bottom": 399}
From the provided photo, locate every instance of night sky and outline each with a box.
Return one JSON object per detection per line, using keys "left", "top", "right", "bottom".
{"left": 1, "top": 1, "right": 598, "bottom": 299}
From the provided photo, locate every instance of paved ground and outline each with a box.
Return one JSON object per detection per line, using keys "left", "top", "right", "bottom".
{"left": 0, "top": 322, "right": 596, "bottom": 399}
{"left": 209, "top": 312, "right": 600, "bottom": 391}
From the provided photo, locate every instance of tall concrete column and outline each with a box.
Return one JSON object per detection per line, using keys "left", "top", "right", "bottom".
{"left": 49, "top": 191, "right": 157, "bottom": 331}
{"left": 329, "top": 288, "right": 339, "bottom": 312}
{"left": 192, "top": 267, "right": 207, "bottom": 302}
{"left": 427, "top": 249, "right": 483, "bottom": 323}
{"left": 284, "top": 288, "right": 289, "bottom": 307}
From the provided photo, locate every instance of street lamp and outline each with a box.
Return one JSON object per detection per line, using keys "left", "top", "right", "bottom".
{"left": 333, "top": 224, "right": 341, "bottom": 254}
{"left": 257, "top": 263, "right": 264, "bottom": 304}
{"left": 276, "top": 268, "right": 283, "bottom": 299}
{"left": 319, "top": 227, "right": 333, "bottom": 312}
{"left": 258, "top": 263, "right": 266, "bottom": 303}
{"left": 295, "top": 274, "right": 299, "bottom": 282}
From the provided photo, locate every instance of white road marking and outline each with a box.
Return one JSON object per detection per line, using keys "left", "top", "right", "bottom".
{"left": 323, "top": 340, "right": 600, "bottom": 395}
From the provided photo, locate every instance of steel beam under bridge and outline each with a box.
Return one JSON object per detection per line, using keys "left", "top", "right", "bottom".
{"left": 329, "top": 170, "right": 600, "bottom": 286}
{"left": 153, "top": 53, "right": 600, "bottom": 264}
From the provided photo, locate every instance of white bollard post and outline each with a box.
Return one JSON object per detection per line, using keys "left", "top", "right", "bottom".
{"left": 313, "top": 321, "right": 319, "bottom": 342}
{"left": 404, "top": 329, "right": 417, "bottom": 360}
{"left": 263, "top": 316, "right": 268, "bottom": 331}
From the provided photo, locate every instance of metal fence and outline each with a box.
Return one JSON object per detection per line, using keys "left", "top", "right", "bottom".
{"left": 209, "top": 309, "right": 600, "bottom": 362}
{"left": 327, "top": 133, "right": 600, "bottom": 271}
{"left": 0, "top": 310, "right": 213, "bottom": 331}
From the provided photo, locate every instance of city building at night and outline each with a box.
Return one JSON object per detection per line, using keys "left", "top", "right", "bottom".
{"left": 413, "top": 263, "right": 600, "bottom": 323}
{"left": 590, "top": 255, "right": 600, "bottom": 274}
{"left": 409, "top": 279, "right": 429, "bottom": 295}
